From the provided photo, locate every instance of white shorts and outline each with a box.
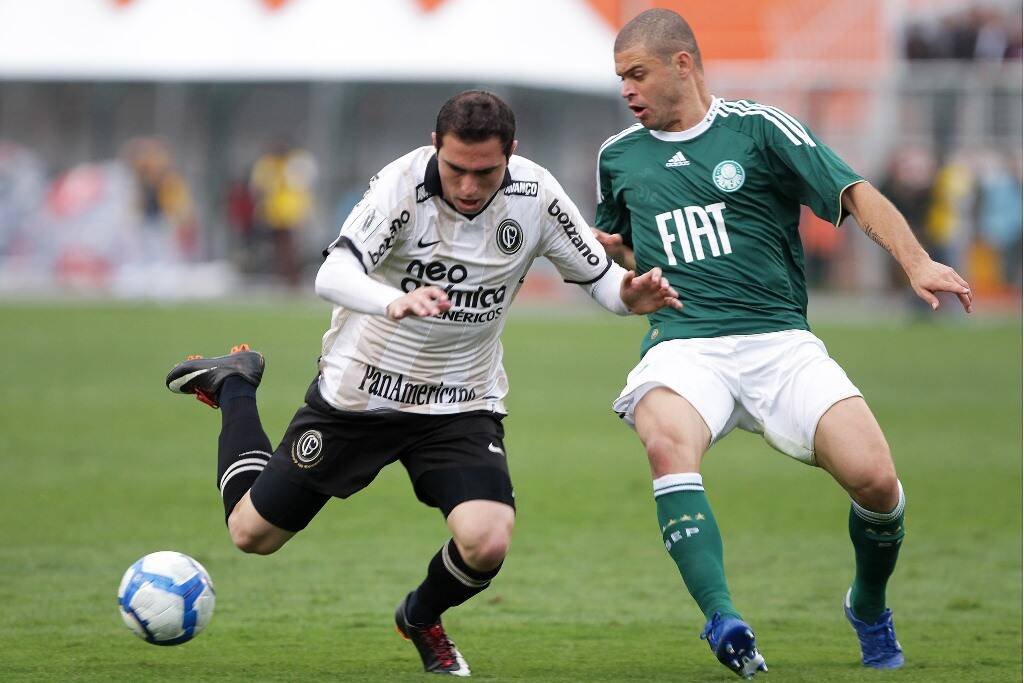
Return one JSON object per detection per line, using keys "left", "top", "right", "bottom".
{"left": 612, "top": 329, "right": 862, "bottom": 465}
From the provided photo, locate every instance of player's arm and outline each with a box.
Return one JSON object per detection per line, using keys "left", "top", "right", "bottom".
{"left": 318, "top": 179, "right": 450, "bottom": 320}
{"left": 592, "top": 229, "right": 636, "bottom": 271}
{"left": 314, "top": 250, "right": 450, "bottom": 320}
{"left": 841, "top": 181, "right": 973, "bottom": 313}
{"left": 593, "top": 146, "right": 636, "bottom": 271}
{"left": 585, "top": 260, "right": 682, "bottom": 315}
{"left": 540, "top": 169, "right": 679, "bottom": 315}
{"left": 757, "top": 106, "right": 971, "bottom": 313}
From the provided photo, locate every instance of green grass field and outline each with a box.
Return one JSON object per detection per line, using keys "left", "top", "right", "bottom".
{"left": 0, "top": 301, "right": 1020, "bottom": 682}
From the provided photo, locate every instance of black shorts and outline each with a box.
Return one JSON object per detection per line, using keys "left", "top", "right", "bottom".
{"left": 249, "top": 378, "right": 515, "bottom": 532}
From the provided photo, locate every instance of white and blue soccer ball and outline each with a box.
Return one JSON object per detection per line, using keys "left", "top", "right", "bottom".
{"left": 117, "top": 551, "right": 216, "bottom": 646}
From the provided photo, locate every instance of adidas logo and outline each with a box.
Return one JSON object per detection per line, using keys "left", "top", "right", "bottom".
{"left": 665, "top": 151, "right": 690, "bottom": 168}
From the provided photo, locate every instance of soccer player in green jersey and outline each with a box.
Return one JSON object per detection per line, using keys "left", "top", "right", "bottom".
{"left": 592, "top": 9, "right": 974, "bottom": 679}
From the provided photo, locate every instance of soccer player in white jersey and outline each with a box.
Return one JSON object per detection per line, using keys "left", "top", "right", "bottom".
{"left": 164, "top": 90, "right": 681, "bottom": 677}
{"left": 591, "top": 9, "right": 974, "bottom": 679}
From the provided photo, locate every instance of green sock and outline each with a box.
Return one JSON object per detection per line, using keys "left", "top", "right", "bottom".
{"left": 848, "top": 481, "right": 906, "bottom": 623}
{"left": 654, "top": 473, "right": 740, "bottom": 621}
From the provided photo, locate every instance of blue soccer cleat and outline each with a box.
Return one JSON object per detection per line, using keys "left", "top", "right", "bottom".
{"left": 844, "top": 589, "right": 904, "bottom": 669}
{"left": 700, "top": 612, "right": 768, "bottom": 679}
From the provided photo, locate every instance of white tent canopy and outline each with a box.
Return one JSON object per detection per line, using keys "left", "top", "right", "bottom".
{"left": 0, "top": 0, "right": 619, "bottom": 92}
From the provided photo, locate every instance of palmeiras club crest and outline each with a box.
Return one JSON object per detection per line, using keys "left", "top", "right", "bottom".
{"left": 712, "top": 160, "right": 745, "bottom": 193}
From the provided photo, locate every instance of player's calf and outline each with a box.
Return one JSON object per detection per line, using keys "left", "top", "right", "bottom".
{"left": 404, "top": 538, "right": 504, "bottom": 625}
{"left": 163, "top": 345, "right": 306, "bottom": 548}
{"left": 847, "top": 481, "right": 906, "bottom": 635}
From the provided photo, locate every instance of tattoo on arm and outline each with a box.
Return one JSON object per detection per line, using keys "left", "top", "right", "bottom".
{"left": 862, "top": 222, "right": 894, "bottom": 256}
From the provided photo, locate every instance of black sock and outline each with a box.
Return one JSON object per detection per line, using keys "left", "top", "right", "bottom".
{"left": 216, "top": 376, "right": 271, "bottom": 521}
{"left": 219, "top": 374, "right": 257, "bottom": 404}
{"left": 405, "top": 539, "right": 502, "bottom": 626}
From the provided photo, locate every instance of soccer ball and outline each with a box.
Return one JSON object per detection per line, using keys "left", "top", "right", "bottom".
{"left": 117, "top": 551, "right": 216, "bottom": 645}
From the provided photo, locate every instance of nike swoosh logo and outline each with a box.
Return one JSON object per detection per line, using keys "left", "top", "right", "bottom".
{"left": 487, "top": 442, "right": 504, "bottom": 456}
{"left": 168, "top": 367, "right": 214, "bottom": 393}
{"left": 417, "top": 237, "right": 441, "bottom": 248}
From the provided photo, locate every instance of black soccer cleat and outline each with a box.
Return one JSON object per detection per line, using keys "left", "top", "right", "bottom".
{"left": 394, "top": 593, "right": 471, "bottom": 677}
{"left": 165, "top": 343, "right": 264, "bottom": 409}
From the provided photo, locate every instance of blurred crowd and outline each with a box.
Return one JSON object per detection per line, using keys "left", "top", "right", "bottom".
{"left": 122, "top": 138, "right": 199, "bottom": 265}
{"left": 800, "top": 146, "right": 1022, "bottom": 299}
{"left": 904, "top": 4, "right": 1023, "bottom": 61}
{"left": 227, "top": 139, "right": 318, "bottom": 288}
{"left": 0, "top": 136, "right": 317, "bottom": 294}
{"left": 880, "top": 147, "right": 1022, "bottom": 296}
{"left": 0, "top": 137, "right": 202, "bottom": 293}
{"left": 0, "top": 136, "right": 1020, "bottom": 303}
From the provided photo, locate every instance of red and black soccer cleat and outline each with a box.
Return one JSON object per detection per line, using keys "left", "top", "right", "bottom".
{"left": 394, "top": 593, "right": 470, "bottom": 677}
{"left": 165, "top": 343, "right": 264, "bottom": 409}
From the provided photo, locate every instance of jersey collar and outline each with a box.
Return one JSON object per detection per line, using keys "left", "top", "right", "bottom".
{"left": 648, "top": 96, "right": 721, "bottom": 142}
{"left": 421, "top": 153, "right": 513, "bottom": 220}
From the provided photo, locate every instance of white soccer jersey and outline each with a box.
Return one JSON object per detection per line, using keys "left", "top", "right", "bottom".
{"left": 319, "top": 145, "right": 611, "bottom": 415}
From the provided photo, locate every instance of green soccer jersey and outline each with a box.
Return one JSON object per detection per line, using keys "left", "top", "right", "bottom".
{"left": 596, "top": 97, "right": 864, "bottom": 355}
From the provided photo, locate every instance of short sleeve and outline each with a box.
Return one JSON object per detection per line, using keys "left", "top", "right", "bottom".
{"left": 594, "top": 150, "right": 633, "bottom": 246}
{"left": 324, "top": 174, "right": 408, "bottom": 273}
{"left": 540, "top": 170, "right": 613, "bottom": 285}
{"left": 759, "top": 107, "right": 864, "bottom": 227}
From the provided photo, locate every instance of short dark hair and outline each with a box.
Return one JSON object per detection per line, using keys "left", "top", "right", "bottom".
{"left": 614, "top": 8, "right": 703, "bottom": 70}
{"left": 435, "top": 90, "right": 516, "bottom": 158}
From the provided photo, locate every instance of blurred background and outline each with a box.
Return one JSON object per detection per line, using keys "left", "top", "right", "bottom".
{"left": 0, "top": 0, "right": 1020, "bottom": 312}
{"left": 0, "top": 5, "right": 1019, "bottom": 679}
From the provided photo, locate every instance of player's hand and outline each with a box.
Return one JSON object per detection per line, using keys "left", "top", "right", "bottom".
{"left": 620, "top": 267, "right": 682, "bottom": 314}
{"left": 386, "top": 286, "right": 452, "bottom": 320}
{"left": 906, "top": 257, "right": 973, "bottom": 313}
{"left": 592, "top": 228, "right": 636, "bottom": 271}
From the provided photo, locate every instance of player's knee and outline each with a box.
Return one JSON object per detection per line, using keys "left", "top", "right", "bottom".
{"left": 460, "top": 527, "right": 511, "bottom": 571}
{"left": 644, "top": 433, "right": 699, "bottom": 473}
{"left": 467, "top": 538, "right": 509, "bottom": 571}
{"left": 228, "top": 518, "right": 281, "bottom": 555}
{"left": 851, "top": 464, "right": 900, "bottom": 512}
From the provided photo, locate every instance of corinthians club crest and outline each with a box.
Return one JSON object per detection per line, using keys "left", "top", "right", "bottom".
{"left": 495, "top": 219, "right": 523, "bottom": 255}
{"left": 291, "top": 429, "right": 324, "bottom": 469}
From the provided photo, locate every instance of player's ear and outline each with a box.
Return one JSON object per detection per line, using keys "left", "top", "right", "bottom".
{"left": 509, "top": 139, "right": 518, "bottom": 157}
{"left": 673, "top": 51, "right": 694, "bottom": 77}
{"left": 431, "top": 131, "right": 438, "bottom": 149}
